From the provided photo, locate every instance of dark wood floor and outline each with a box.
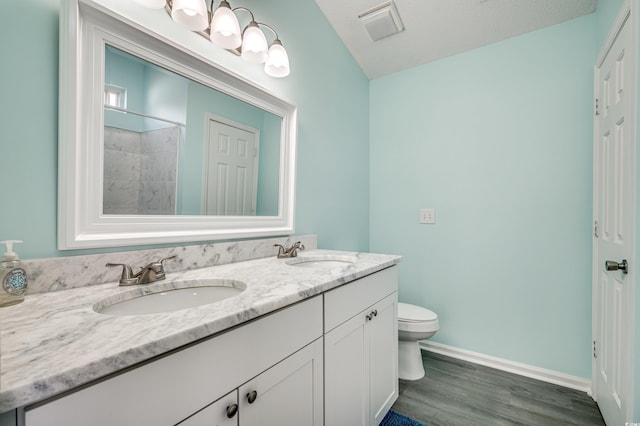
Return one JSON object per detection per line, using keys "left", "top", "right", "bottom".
{"left": 392, "top": 351, "right": 606, "bottom": 426}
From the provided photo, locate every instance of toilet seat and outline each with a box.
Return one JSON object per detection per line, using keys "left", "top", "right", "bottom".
{"left": 398, "top": 303, "right": 439, "bottom": 333}
{"left": 398, "top": 303, "right": 438, "bottom": 322}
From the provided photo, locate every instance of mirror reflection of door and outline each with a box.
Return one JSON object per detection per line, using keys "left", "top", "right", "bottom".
{"left": 203, "top": 114, "right": 259, "bottom": 216}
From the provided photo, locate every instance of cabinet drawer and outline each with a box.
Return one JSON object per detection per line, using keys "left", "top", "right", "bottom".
{"left": 25, "top": 296, "right": 322, "bottom": 426}
{"left": 324, "top": 266, "right": 397, "bottom": 332}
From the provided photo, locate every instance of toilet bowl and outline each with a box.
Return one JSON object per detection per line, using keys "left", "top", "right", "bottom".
{"left": 398, "top": 302, "right": 439, "bottom": 380}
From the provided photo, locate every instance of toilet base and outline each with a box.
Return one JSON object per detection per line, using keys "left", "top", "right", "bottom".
{"left": 398, "top": 340, "right": 425, "bottom": 381}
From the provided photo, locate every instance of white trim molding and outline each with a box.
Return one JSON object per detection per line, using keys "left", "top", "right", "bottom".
{"left": 419, "top": 341, "right": 592, "bottom": 394}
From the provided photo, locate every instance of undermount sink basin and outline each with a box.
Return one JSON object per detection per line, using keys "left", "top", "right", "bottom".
{"left": 94, "top": 279, "right": 246, "bottom": 316}
{"left": 286, "top": 255, "right": 356, "bottom": 268}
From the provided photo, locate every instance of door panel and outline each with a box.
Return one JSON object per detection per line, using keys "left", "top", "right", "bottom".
{"left": 239, "top": 339, "right": 323, "bottom": 426}
{"left": 204, "top": 118, "right": 259, "bottom": 215}
{"left": 324, "top": 313, "right": 369, "bottom": 426}
{"left": 594, "top": 8, "right": 634, "bottom": 425}
{"left": 369, "top": 293, "right": 398, "bottom": 425}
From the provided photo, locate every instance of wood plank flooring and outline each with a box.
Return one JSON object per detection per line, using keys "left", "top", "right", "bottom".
{"left": 391, "top": 351, "right": 605, "bottom": 426}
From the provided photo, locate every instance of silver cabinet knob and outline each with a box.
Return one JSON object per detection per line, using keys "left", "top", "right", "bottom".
{"left": 226, "top": 404, "right": 238, "bottom": 418}
{"left": 605, "top": 259, "right": 628, "bottom": 274}
{"left": 246, "top": 390, "right": 258, "bottom": 404}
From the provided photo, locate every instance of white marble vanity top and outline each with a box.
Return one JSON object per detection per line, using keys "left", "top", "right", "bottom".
{"left": 0, "top": 250, "right": 400, "bottom": 412}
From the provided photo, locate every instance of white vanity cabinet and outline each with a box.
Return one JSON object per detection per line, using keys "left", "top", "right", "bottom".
{"left": 20, "top": 265, "right": 398, "bottom": 426}
{"left": 324, "top": 266, "right": 399, "bottom": 426}
{"left": 24, "top": 296, "right": 323, "bottom": 426}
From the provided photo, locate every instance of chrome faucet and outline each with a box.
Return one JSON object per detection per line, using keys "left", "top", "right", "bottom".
{"left": 274, "top": 241, "right": 305, "bottom": 258}
{"left": 106, "top": 255, "right": 177, "bottom": 286}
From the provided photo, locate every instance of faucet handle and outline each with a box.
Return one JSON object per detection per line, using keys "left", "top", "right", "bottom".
{"left": 290, "top": 241, "right": 305, "bottom": 257}
{"left": 143, "top": 255, "right": 177, "bottom": 269}
{"left": 274, "top": 244, "right": 286, "bottom": 258}
{"left": 158, "top": 255, "right": 177, "bottom": 271}
{"left": 105, "top": 263, "right": 138, "bottom": 286}
{"left": 145, "top": 255, "right": 177, "bottom": 280}
{"left": 160, "top": 255, "right": 177, "bottom": 265}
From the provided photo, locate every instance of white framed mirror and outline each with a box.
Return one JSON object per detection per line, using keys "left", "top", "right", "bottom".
{"left": 58, "top": 0, "right": 297, "bottom": 249}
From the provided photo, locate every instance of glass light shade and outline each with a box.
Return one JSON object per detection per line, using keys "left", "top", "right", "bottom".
{"left": 133, "top": 0, "right": 166, "bottom": 9}
{"left": 210, "top": 5, "right": 242, "bottom": 49}
{"left": 241, "top": 23, "right": 268, "bottom": 64}
{"left": 265, "top": 42, "right": 290, "bottom": 78}
{"left": 171, "top": 0, "right": 208, "bottom": 31}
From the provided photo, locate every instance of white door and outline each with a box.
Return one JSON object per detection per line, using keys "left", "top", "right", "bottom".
{"left": 324, "top": 313, "right": 369, "bottom": 426}
{"left": 593, "top": 5, "right": 635, "bottom": 425}
{"left": 203, "top": 115, "right": 259, "bottom": 216}
{"left": 238, "top": 338, "right": 323, "bottom": 426}
{"left": 369, "top": 293, "right": 398, "bottom": 425}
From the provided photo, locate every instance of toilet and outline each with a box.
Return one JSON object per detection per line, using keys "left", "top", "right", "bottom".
{"left": 397, "top": 302, "right": 439, "bottom": 380}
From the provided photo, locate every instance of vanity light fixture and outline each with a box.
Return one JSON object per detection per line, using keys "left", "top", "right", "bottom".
{"left": 133, "top": 0, "right": 291, "bottom": 78}
{"left": 171, "top": 0, "right": 209, "bottom": 31}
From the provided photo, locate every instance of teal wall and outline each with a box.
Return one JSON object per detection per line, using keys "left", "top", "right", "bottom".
{"left": 104, "top": 47, "right": 147, "bottom": 132}
{"left": 596, "top": 0, "right": 626, "bottom": 47}
{"left": 142, "top": 59, "right": 188, "bottom": 129}
{"left": 636, "top": 5, "right": 640, "bottom": 419}
{"left": 0, "top": 0, "right": 370, "bottom": 258}
{"left": 0, "top": 0, "right": 59, "bottom": 259}
{"left": 104, "top": 46, "right": 189, "bottom": 131}
{"left": 370, "top": 15, "right": 596, "bottom": 378}
{"left": 256, "top": 113, "right": 281, "bottom": 216}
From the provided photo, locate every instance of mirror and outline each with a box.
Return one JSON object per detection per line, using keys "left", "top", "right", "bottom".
{"left": 59, "top": 0, "right": 297, "bottom": 249}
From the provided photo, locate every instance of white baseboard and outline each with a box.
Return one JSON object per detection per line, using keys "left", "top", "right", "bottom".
{"left": 419, "top": 341, "right": 592, "bottom": 394}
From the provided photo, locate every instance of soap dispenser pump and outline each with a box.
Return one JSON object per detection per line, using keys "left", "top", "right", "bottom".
{"left": 0, "top": 240, "right": 27, "bottom": 307}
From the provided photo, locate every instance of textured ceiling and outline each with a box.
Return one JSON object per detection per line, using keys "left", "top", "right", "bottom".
{"left": 314, "top": 0, "right": 597, "bottom": 79}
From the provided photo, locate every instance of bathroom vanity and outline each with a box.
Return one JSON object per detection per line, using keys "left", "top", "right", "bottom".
{"left": 0, "top": 1, "right": 403, "bottom": 423}
{"left": 0, "top": 248, "right": 400, "bottom": 425}
{"left": 10, "top": 2, "right": 402, "bottom": 420}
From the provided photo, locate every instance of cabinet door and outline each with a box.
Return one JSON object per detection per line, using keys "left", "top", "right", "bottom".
{"left": 239, "top": 338, "right": 323, "bottom": 426}
{"left": 324, "top": 312, "right": 369, "bottom": 426}
{"left": 177, "top": 390, "right": 238, "bottom": 426}
{"left": 0, "top": 410, "right": 15, "bottom": 426}
{"left": 369, "top": 293, "right": 398, "bottom": 425}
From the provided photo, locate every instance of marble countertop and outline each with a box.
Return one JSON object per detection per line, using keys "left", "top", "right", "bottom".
{"left": 0, "top": 250, "right": 400, "bottom": 412}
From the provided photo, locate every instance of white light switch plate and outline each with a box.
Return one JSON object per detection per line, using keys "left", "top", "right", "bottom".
{"left": 419, "top": 208, "right": 435, "bottom": 224}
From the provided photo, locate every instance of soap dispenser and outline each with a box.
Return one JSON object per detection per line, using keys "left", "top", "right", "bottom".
{"left": 0, "top": 240, "right": 27, "bottom": 307}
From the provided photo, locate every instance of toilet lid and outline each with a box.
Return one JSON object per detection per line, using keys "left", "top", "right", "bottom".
{"left": 398, "top": 303, "right": 438, "bottom": 322}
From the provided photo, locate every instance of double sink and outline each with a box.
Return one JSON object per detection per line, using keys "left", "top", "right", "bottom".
{"left": 94, "top": 254, "right": 356, "bottom": 316}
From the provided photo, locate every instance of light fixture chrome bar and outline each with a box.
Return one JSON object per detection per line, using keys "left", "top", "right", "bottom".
{"left": 138, "top": 0, "right": 289, "bottom": 76}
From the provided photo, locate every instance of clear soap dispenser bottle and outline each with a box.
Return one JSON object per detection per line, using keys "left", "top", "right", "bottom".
{"left": 0, "top": 240, "right": 27, "bottom": 307}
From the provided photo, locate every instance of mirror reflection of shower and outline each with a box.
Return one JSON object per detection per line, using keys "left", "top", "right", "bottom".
{"left": 103, "top": 44, "right": 282, "bottom": 217}
{"left": 103, "top": 111, "right": 183, "bottom": 215}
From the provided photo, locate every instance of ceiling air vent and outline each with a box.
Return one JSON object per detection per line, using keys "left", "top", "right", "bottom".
{"left": 358, "top": 1, "right": 404, "bottom": 42}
